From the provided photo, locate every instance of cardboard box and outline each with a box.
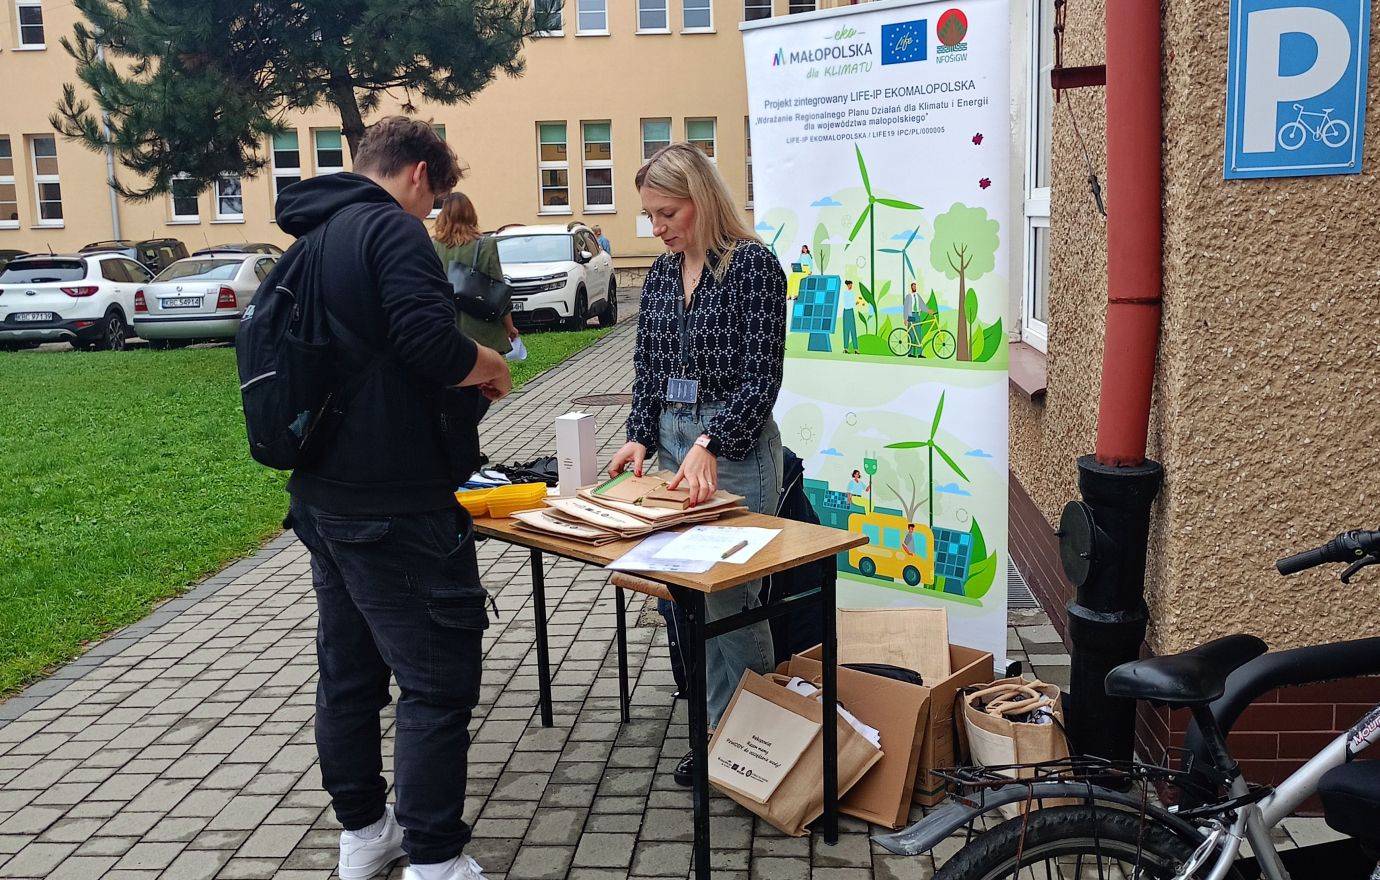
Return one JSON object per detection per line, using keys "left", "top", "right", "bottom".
{"left": 781, "top": 649, "right": 930, "bottom": 829}
{"left": 555, "top": 412, "right": 597, "bottom": 497}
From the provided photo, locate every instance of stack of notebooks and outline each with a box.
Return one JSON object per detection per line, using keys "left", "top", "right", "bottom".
{"left": 511, "top": 470, "right": 746, "bottom": 545}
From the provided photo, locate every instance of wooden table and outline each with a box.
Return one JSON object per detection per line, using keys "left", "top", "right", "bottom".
{"left": 473, "top": 509, "right": 865, "bottom": 880}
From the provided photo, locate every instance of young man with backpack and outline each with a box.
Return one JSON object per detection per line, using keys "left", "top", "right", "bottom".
{"left": 254, "top": 117, "right": 509, "bottom": 880}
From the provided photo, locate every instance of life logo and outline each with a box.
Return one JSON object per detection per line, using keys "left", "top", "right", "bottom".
{"left": 1224, "top": 0, "right": 1371, "bottom": 179}
{"left": 935, "top": 9, "right": 969, "bottom": 63}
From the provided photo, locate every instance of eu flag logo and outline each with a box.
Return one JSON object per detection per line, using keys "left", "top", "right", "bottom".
{"left": 882, "top": 19, "right": 928, "bottom": 65}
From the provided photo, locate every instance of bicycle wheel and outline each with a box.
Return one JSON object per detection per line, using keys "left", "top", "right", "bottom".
{"left": 1322, "top": 119, "right": 1350, "bottom": 148}
{"left": 1277, "top": 121, "right": 1306, "bottom": 151}
{"left": 931, "top": 329, "right": 957, "bottom": 359}
{"left": 933, "top": 805, "right": 1242, "bottom": 880}
{"left": 888, "top": 327, "right": 912, "bottom": 356}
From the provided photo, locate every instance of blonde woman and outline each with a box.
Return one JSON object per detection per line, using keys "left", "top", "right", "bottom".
{"left": 607, "top": 142, "right": 787, "bottom": 786}
{"left": 432, "top": 192, "right": 519, "bottom": 356}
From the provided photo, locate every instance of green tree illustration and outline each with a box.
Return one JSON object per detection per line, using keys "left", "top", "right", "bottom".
{"left": 846, "top": 146, "right": 921, "bottom": 333}
{"left": 812, "top": 222, "right": 831, "bottom": 273}
{"left": 884, "top": 391, "right": 969, "bottom": 530}
{"left": 929, "top": 204, "right": 1000, "bottom": 361}
{"left": 51, "top": 0, "right": 548, "bottom": 198}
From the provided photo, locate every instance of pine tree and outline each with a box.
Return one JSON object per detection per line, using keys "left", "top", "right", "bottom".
{"left": 51, "top": 0, "right": 557, "bottom": 200}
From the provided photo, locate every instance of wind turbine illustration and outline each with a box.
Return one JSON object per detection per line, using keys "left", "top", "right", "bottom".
{"left": 846, "top": 146, "right": 922, "bottom": 334}
{"left": 884, "top": 391, "right": 969, "bottom": 530}
{"left": 879, "top": 226, "right": 923, "bottom": 297}
{"left": 766, "top": 224, "right": 786, "bottom": 260}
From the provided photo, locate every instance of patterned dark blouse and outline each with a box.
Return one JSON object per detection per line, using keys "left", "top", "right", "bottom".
{"left": 626, "top": 240, "right": 787, "bottom": 461}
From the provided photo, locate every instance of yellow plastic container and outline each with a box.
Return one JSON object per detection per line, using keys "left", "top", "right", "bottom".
{"left": 484, "top": 482, "right": 549, "bottom": 517}
{"left": 454, "top": 489, "right": 494, "bottom": 516}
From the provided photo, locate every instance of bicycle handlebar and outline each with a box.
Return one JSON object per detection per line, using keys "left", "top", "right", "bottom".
{"left": 1276, "top": 530, "right": 1380, "bottom": 576}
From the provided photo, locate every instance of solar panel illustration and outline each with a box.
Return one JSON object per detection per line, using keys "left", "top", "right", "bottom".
{"left": 823, "top": 489, "right": 852, "bottom": 510}
{"left": 789, "top": 275, "right": 840, "bottom": 334}
{"left": 932, "top": 527, "right": 973, "bottom": 582}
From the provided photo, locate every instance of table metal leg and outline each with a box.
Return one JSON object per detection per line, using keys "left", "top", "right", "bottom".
{"left": 821, "top": 573, "right": 839, "bottom": 844}
{"left": 673, "top": 588, "right": 712, "bottom": 880}
{"left": 530, "top": 548, "right": 554, "bottom": 728}
{"left": 614, "top": 583, "right": 631, "bottom": 723}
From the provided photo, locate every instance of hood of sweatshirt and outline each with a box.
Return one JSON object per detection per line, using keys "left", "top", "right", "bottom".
{"left": 275, "top": 172, "right": 399, "bottom": 238}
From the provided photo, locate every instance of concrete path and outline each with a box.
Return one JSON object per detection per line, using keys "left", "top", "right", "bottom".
{"left": 0, "top": 305, "right": 1334, "bottom": 878}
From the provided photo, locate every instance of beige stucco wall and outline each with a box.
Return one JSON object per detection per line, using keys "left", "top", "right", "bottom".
{"left": 0, "top": 0, "right": 856, "bottom": 264}
{"left": 1013, "top": 0, "right": 1380, "bottom": 653}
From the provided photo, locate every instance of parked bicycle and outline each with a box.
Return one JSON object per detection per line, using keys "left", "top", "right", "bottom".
{"left": 1278, "top": 104, "right": 1351, "bottom": 151}
{"left": 875, "top": 529, "right": 1380, "bottom": 879}
{"left": 887, "top": 313, "right": 956, "bottom": 359}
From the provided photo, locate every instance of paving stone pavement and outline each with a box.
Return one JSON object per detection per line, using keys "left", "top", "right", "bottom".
{"left": 0, "top": 305, "right": 1339, "bottom": 879}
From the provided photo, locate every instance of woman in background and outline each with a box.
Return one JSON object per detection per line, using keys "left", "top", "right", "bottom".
{"left": 432, "top": 192, "right": 519, "bottom": 359}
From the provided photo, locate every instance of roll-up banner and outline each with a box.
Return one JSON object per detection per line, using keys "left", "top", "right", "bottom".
{"left": 744, "top": 0, "right": 1012, "bottom": 667}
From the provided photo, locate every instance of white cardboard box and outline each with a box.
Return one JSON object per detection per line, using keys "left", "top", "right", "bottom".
{"left": 555, "top": 412, "right": 597, "bottom": 496}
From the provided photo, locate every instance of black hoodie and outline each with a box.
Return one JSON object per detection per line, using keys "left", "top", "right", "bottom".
{"left": 276, "top": 173, "right": 480, "bottom": 514}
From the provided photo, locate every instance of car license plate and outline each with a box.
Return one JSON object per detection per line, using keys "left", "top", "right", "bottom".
{"left": 13, "top": 312, "right": 54, "bottom": 322}
{"left": 161, "top": 297, "right": 201, "bottom": 309}
{"left": 511, "top": 300, "right": 525, "bottom": 311}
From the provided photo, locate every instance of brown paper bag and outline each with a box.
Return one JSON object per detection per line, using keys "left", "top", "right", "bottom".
{"left": 962, "top": 677, "right": 1071, "bottom": 816}
{"left": 837, "top": 607, "right": 952, "bottom": 684}
{"left": 708, "top": 671, "right": 883, "bottom": 836}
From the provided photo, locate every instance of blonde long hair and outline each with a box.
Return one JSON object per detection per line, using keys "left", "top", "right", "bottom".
{"left": 434, "top": 192, "right": 481, "bottom": 246}
{"left": 636, "top": 143, "right": 759, "bottom": 283}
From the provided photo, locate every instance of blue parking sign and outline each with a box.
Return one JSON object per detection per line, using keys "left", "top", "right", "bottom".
{"left": 1225, "top": 0, "right": 1370, "bottom": 179}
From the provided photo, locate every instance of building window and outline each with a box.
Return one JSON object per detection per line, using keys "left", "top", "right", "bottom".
{"left": 29, "top": 135, "right": 61, "bottom": 226}
{"left": 744, "top": 0, "right": 773, "bottom": 21}
{"left": 582, "top": 121, "right": 613, "bottom": 211}
{"left": 535, "top": 0, "right": 563, "bottom": 34}
{"left": 642, "top": 118, "right": 671, "bottom": 160}
{"left": 744, "top": 118, "right": 754, "bottom": 208}
{"left": 577, "top": 0, "right": 607, "bottom": 33}
{"left": 271, "top": 130, "right": 301, "bottom": 200}
{"left": 215, "top": 175, "right": 244, "bottom": 221}
{"left": 686, "top": 118, "right": 716, "bottom": 161}
{"left": 1022, "top": 0, "right": 1054, "bottom": 352}
{"left": 683, "top": 0, "right": 712, "bottom": 31}
{"left": 170, "top": 175, "right": 199, "bottom": 222}
{"left": 637, "top": 0, "right": 668, "bottom": 31}
{"left": 314, "top": 129, "right": 344, "bottom": 175}
{"left": 788, "top": 0, "right": 815, "bottom": 13}
{"left": 538, "top": 122, "right": 570, "bottom": 212}
{"left": 16, "top": 0, "right": 45, "bottom": 48}
{"left": 0, "top": 138, "right": 17, "bottom": 228}
{"left": 430, "top": 125, "right": 447, "bottom": 217}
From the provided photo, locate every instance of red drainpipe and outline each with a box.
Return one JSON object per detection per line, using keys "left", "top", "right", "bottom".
{"left": 1095, "top": 0, "right": 1163, "bottom": 467}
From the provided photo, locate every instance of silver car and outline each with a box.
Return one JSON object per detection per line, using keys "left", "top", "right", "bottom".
{"left": 133, "top": 252, "right": 277, "bottom": 348}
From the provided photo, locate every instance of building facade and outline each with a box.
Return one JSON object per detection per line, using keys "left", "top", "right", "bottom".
{"left": 0, "top": 0, "right": 866, "bottom": 266}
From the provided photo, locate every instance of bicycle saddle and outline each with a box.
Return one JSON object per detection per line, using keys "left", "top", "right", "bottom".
{"left": 1105, "top": 634, "right": 1268, "bottom": 706}
{"left": 1319, "top": 761, "right": 1380, "bottom": 849}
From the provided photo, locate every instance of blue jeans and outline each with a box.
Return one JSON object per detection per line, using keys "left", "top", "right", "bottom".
{"left": 658, "top": 402, "right": 782, "bottom": 726}
{"left": 842, "top": 309, "right": 858, "bottom": 351}
{"left": 289, "top": 500, "right": 488, "bottom": 865}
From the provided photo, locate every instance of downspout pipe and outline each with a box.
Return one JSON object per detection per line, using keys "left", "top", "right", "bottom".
{"left": 1061, "top": 0, "right": 1166, "bottom": 760}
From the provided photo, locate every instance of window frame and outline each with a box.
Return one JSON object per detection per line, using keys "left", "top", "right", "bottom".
{"left": 429, "top": 125, "right": 447, "bottom": 218}
{"left": 576, "top": 0, "right": 608, "bottom": 35}
{"left": 537, "top": 121, "right": 572, "bottom": 215}
{"left": 271, "top": 130, "right": 302, "bottom": 204}
{"left": 686, "top": 118, "right": 717, "bottom": 163}
{"left": 534, "top": 0, "right": 564, "bottom": 36}
{"left": 641, "top": 118, "right": 671, "bottom": 160}
{"left": 214, "top": 174, "right": 245, "bottom": 222}
{"left": 0, "top": 137, "right": 18, "bottom": 229}
{"left": 29, "top": 134, "right": 62, "bottom": 228}
{"left": 744, "top": 117, "right": 754, "bottom": 209}
{"left": 15, "top": 0, "right": 45, "bottom": 49}
{"left": 636, "top": 0, "right": 669, "bottom": 33}
{"left": 313, "top": 129, "right": 345, "bottom": 175}
{"left": 682, "top": 0, "right": 713, "bottom": 32}
{"left": 169, "top": 174, "right": 200, "bottom": 223}
{"left": 788, "top": 0, "right": 816, "bottom": 13}
{"left": 581, "top": 121, "right": 614, "bottom": 213}
{"left": 744, "top": 0, "right": 773, "bottom": 21}
{"left": 1022, "top": 0, "right": 1053, "bottom": 353}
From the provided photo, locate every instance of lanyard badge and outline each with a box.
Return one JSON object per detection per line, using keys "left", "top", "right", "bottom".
{"left": 667, "top": 287, "right": 699, "bottom": 403}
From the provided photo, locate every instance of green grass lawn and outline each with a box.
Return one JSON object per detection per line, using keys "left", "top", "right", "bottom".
{"left": 0, "top": 327, "right": 613, "bottom": 695}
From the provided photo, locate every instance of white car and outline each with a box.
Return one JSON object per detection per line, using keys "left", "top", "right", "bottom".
{"left": 0, "top": 252, "right": 151, "bottom": 351}
{"left": 493, "top": 224, "right": 617, "bottom": 330}
{"left": 133, "top": 252, "right": 278, "bottom": 348}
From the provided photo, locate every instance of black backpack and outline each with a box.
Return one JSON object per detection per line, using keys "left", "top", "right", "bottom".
{"left": 236, "top": 212, "right": 379, "bottom": 470}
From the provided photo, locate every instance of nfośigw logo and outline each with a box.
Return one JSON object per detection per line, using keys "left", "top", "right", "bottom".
{"left": 881, "top": 18, "right": 928, "bottom": 65}
{"left": 936, "top": 9, "right": 970, "bottom": 63}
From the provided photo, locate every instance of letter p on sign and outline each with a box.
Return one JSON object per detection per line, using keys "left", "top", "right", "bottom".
{"left": 1225, "top": 0, "right": 1370, "bottom": 179}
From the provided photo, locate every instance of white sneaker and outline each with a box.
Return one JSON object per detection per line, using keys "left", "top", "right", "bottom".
{"left": 338, "top": 804, "right": 405, "bottom": 880}
{"left": 403, "top": 853, "right": 489, "bottom": 880}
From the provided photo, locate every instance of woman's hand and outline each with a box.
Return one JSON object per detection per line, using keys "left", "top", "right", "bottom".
{"left": 608, "top": 441, "right": 648, "bottom": 478}
{"left": 667, "top": 446, "right": 718, "bottom": 507}
{"left": 503, "top": 313, "right": 520, "bottom": 341}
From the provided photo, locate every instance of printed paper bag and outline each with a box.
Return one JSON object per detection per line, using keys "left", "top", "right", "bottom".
{"left": 708, "top": 689, "right": 820, "bottom": 803}
{"left": 708, "top": 671, "right": 883, "bottom": 836}
{"left": 962, "top": 677, "right": 1071, "bottom": 817}
{"left": 837, "top": 607, "right": 952, "bottom": 685}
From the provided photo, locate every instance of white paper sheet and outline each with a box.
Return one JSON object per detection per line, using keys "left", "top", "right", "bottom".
{"left": 651, "top": 526, "right": 781, "bottom": 564}
{"left": 606, "top": 532, "right": 716, "bottom": 574}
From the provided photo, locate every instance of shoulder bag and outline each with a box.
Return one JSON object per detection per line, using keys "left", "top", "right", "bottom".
{"left": 446, "top": 237, "right": 511, "bottom": 322}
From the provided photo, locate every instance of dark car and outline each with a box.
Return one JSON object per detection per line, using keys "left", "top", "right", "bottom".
{"left": 0, "top": 249, "right": 27, "bottom": 273}
{"left": 80, "top": 238, "right": 189, "bottom": 275}
{"left": 192, "top": 242, "right": 285, "bottom": 257}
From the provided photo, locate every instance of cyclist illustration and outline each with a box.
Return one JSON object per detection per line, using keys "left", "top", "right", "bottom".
{"left": 1278, "top": 103, "right": 1351, "bottom": 151}
{"left": 887, "top": 292, "right": 956, "bottom": 359}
